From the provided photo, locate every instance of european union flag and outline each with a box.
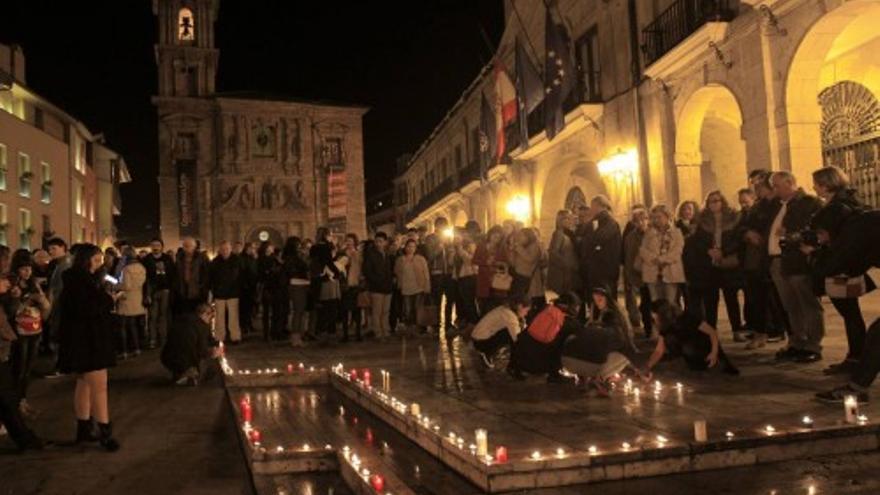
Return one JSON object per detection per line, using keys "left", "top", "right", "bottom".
{"left": 544, "top": 7, "right": 574, "bottom": 141}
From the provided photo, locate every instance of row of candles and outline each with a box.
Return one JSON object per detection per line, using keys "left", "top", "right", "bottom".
{"left": 341, "top": 445, "right": 392, "bottom": 494}
{"left": 334, "top": 364, "right": 873, "bottom": 465}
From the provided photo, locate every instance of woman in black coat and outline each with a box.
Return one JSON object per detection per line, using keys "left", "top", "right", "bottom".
{"left": 56, "top": 244, "right": 120, "bottom": 451}
{"left": 682, "top": 191, "right": 744, "bottom": 339}
{"left": 807, "top": 166, "right": 874, "bottom": 375}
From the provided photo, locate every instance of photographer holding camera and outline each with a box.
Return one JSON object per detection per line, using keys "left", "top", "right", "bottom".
{"left": 767, "top": 171, "right": 824, "bottom": 363}
{"left": 801, "top": 166, "right": 874, "bottom": 376}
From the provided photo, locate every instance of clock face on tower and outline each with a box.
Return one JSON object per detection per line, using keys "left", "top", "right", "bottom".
{"left": 251, "top": 121, "right": 276, "bottom": 157}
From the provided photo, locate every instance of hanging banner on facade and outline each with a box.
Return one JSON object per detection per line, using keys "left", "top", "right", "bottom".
{"left": 328, "top": 167, "right": 347, "bottom": 220}
{"left": 176, "top": 160, "right": 198, "bottom": 236}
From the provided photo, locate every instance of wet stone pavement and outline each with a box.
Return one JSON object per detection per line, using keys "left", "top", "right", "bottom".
{"left": 224, "top": 286, "right": 880, "bottom": 494}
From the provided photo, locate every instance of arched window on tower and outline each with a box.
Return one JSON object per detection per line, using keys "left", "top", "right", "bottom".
{"left": 178, "top": 7, "right": 195, "bottom": 42}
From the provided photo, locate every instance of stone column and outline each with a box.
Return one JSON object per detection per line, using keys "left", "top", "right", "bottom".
{"left": 674, "top": 151, "right": 704, "bottom": 203}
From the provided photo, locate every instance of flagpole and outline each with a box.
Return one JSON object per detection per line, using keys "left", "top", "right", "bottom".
{"left": 510, "top": 0, "right": 543, "bottom": 77}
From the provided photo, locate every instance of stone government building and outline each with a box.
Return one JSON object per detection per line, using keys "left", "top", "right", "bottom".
{"left": 152, "top": 0, "right": 367, "bottom": 250}
{"left": 396, "top": 0, "right": 880, "bottom": 240}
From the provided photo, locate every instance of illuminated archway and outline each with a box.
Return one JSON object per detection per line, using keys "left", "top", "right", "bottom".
{"left": 783, "top": 0, "right": 880, "bottom": 181}
{"left": 675, "top": 84, "right": 747, "bottom": 203}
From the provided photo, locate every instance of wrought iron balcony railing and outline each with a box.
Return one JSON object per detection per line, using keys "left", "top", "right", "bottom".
{"left": 642, "top": 0, "right": 736, "bottom": 67}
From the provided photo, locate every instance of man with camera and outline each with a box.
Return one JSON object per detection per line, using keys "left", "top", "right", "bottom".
{"left": 766, "top": 171, "right": 824, "bottom": 363}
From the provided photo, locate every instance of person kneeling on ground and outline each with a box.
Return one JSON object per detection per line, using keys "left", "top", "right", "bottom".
{"left": 0, "top": 276, "right": 44, "bottom": 452}
{"left": 642, "top": 299, "right": 739, "bottom": 376}
{"left": 471, "top": 296, "right": 531, "bottom": 369}
{"left": 562, "top": 287, "right": 640, "bottom": 397}
{"left": 509, "top": 292, "right": 581, "bottom": 383}
{"left": 161, "top": 303, "right": 218, "bottom": 386}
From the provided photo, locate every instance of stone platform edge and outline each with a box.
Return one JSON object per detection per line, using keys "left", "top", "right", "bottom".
{"left": 328, "top": 370, "right": 880, "bottom": 493}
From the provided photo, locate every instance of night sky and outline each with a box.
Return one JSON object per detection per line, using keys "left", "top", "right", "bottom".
{"left": 0, "top": 0, "right": 503, "bottom": 238}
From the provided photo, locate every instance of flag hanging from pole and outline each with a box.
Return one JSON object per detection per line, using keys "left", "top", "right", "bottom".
{"left": 494, "top": 59, "right": 517, "bottom": 160}
{"left": 544, "top": 6, "right": 575, "bottom": 141}
{"left": 479, "top": 92, "right": 496, "bottom": 183}
{"left": 515, "top": 36, "right": 544, "bottom": 150}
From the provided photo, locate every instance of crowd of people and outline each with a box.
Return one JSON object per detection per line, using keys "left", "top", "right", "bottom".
{"left": 2, "top": 165, "right": 879, "bottom": 453}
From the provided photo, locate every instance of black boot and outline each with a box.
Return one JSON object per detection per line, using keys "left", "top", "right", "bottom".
{"left": 97, "top": 422, "right": 120, "bottom": 452}
{"left": 75, "top": 418, "right": 98, "bottom": 443}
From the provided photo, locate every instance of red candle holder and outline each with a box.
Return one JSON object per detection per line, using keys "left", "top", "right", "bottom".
{"left": 240, "top": 398, "right": 252, "bottom": 423}
{"left": 286, "top": 363, "right": 294, "bottom": 374}
{"left": 363, "top": 370, "right": 372, "bottom": 387}
{"left": 495, "top": 446, "right": 508, "bottom": 464}
{"left": 350, "top": 369, "right": 358, "bottom": 381}
{"left": 249, "top": 429, "right": 262, "bottom": 444}
{"left": 369, "top": 473, "right": 385, "bottom": 492}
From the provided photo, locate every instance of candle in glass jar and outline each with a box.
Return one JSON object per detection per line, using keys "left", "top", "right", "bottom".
{"left": 410, "top": 403, "right": 421, "bottom": 416}
{"left": 287, "top": 363, "right": 294, "bottom": 374}
{"left": 363, "top": 369, "right": 371, "bottom": 387}
{"left": 475, "top": 429, "right": 488, "bottom": 457}
{"left": 845, "top": 395, "right": 860, "bottom": 424}
{"left": 369, "top": 474, "right": 385, "bottom": 492}
{"left": 240, "top": 398, "right": 252, "bottom": 423}
{"left": 350, "top": 369, "right": 358, "bottom": 381}
{"left": 694, "top": 420, "right": 707, "bottom": 442}
{"left": 249, "top": 429, "right": 262, "bottom": 445}
{"left": 495, "top": 446, "right": 508, "bottom": 464}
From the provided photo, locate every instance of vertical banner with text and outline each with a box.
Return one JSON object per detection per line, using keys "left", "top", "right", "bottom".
{"left": 327, "top": 166, "right": 347, "bottom": 220}
{"left": 176, "top": 160, "right": 198, "bottom": 236}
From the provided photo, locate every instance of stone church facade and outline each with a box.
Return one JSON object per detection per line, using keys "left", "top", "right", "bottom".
{"left": 152, "top": 0, "right": 367, "bottom": 250}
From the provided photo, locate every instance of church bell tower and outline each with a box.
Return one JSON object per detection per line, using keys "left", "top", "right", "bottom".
{"left": 153, "top": 0, "right": 219, "bottom": 97}
{"left": 152, "top": 0, "right": 220, "bottom": 248}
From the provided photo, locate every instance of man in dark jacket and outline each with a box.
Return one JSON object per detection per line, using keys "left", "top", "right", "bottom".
{"left": 362, "top": 233, "right": 394, "bottom": 339}
{"left": 161, "top": 303, "right": 217, "bottom": 385}
{"left": 767, "top": 171, "right": 824, "bottom": 363}
{"left": 172, "top": 237, "right": 210, "bottom": 315}
{"left": 143, "top": 238, "right": 175, "bottom": 348}
{"left": 579, "top": 195, "right": 622, "bottom": 300}
{"left": 209, "top": 241, "right": 242, "bottom": 344}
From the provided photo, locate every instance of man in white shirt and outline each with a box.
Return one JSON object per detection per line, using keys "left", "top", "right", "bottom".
{"left": 472, "top": 297, "right": 531, "bottom": 368}
{"left": 767, "top": 171, "right": 825, "bottom": 363}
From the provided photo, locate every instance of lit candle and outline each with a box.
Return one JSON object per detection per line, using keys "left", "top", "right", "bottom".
{"left": 240, "top": 399, "right": 252, "bottom": 423}
{"left": 275, "top": 445, "right": 284, "bottom": 453}
{"left": 656, "top": 435, "right": 668, "bottom": 445}
{"left": 350, "top": 369, "right": 358, "bottom": 381}
{"left": 802, "top": 416, "right": 814, "bottom": 428}
{"left": 621, "top": 442, "right": 631, "bottom": 450}
{"left": 363, "top": 369, "right": 372, "bottom": 387}
{"left": 250, "top": 429, "right": 262, "bottom": 445}
{"left": 530, "top": 450, "right": 542, "bottom": 460}
{"left": 675, "top": 382, "right": 684, "bottom": 391}
{"left": 410, "top": 403, "right": 421, "bottom": 416}
{"left": 475, "top": 429, "right": 488, "bottom": 457}
{"left": 370, "top": 474, "right": 385, "bottom": 492}
{"left": 858, "top": 414, "right": 869, "bottom": 425}
{"left": 495, "top": 446, "right": 508, "bottom": 464}
{"left": 555, "top": 448, "right": 566, "bottom": 458}
{"left": 469, "top": 444, "right": 477, "bottom": 455}
{"left": 287, "top": 363, "right": 294, "bottom": 374}
{"left": 588, "top": 445, "right": 598, "bottom": 454}
{"left": 764, "top": 425, "right": 776, "bottom": 435}
{"left": 298, "top": 362, "right": 305, "bottom": 370}
{"left": 456, "top": 437, "right": 465, "bottom": 449}
{"left": 725, "top": 431, "right": 735, "bottom": 440}
{"left": 302, "top": 443, "right": 310, "bottom": 451}
{"left": 694, "top": 420, "right": 707, "bottom": 442}
{"left": 844, "top": 395, "right": 859, "bottom": 424}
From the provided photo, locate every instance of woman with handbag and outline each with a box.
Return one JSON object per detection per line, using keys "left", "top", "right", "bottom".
{"left": 6, "top": 250, "right": 51, "bottom": 417}
{"left": 473, "top": 226, "right": 510, "bottom": 316}
{"left": 806, "top": 166, "right": 874, "bottom": 375}
{"left": 682, "top": 191, "right": 745, "bottom": 339}
{"left": 394, "top": 239, "right": 430, "bottom": 334}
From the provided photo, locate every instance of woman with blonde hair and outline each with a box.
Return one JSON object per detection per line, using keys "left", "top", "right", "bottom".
{"left": 546, "top": 210, "right": 580, "bottom": 296}
{"left": 639, "top": 204, "right": 685, "bottom": 304}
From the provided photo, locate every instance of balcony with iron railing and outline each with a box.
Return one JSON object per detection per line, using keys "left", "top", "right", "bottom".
{"left": 642, "top": 0, "right": 737, "bottom": 69}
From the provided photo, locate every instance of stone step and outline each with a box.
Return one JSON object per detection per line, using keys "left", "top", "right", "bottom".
{"left": 227, "top": 384, "right": 481, "bottom": 494}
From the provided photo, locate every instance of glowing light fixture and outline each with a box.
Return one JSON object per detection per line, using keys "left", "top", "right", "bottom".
{"left": 505, "top": 195, "right": 531, "bottom": 223}
{"left": 597, "top": 149, "right": 638, "bottom": 178}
